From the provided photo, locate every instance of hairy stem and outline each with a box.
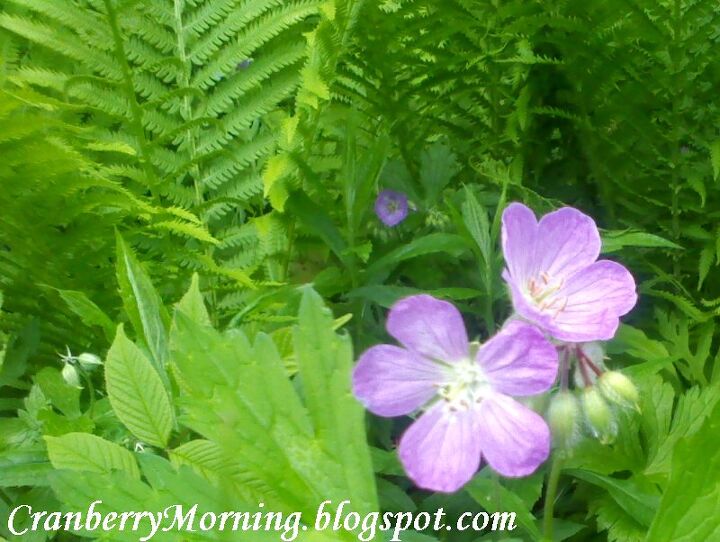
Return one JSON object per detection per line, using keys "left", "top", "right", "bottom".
{"left": 543, "top": 455, "right": 564, "bottom": 541}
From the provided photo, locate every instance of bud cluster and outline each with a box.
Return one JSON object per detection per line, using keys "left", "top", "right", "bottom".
{"left": 547, "top": 342, "right": 639, "bottom": 451}
{"left": 59, "top": 347, "right": 103, "bottom": 389}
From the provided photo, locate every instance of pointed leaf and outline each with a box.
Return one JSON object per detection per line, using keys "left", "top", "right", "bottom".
{"left": 45, "top": 433, "right": 139, "bottom": 479}
{"left": 105, "top": 325, "right": 174, "bottom": 448}
{"left": 115, "top": 232, "right": 170, "bottom": 380}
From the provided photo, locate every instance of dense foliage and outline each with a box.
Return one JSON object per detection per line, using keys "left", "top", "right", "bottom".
{"left": 1, "top": 1, "right": 720, "bottom": 541}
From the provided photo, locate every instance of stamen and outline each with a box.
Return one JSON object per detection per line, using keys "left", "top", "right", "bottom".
{"left": 526, "top": 272, "right": 567, "bottom": 317}
{"left": 439, "top": 360, "right": 491, "bottom": 412}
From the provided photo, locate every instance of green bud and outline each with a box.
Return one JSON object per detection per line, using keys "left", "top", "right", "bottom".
{"left": 61, "top": 363, "right": 83, "bottom": 389}
{"left": 547, "top": 391, "right": 580, "bottom": 450}
{"left": 598, "top": 371, "right": 640, "bottom": 412}
{"left": 77, "top": 352, "right": 103, "bottom": 371}
{"left": 582, "top": 387, "right": 616, "bottom": 444}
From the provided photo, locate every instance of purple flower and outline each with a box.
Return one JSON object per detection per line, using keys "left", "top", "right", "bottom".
{"left": 353, "top": 295, "right": 558, "bottom": 492}
{"left": 501, "top": 203, "right": 637, "bottom": 343}
{"left": 375, "top": 190, "right": 409, "bottom": 227}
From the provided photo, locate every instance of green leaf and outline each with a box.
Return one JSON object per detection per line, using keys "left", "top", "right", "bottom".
{"left": 590, "top": 492, "right": 646, "bottom": 542}
{"left": 151, "top": 219, "right": 219, "bottom": 245}
{"left": 348, "top": 285, "right": 482, "bottom": 308}
{"left": 170, "top": 302, "right": 369, "bottom": 530}
{"left": 567, "top": 470, "right": 659, "bottom": 527}
{"left": 115, "top": 232, "right": 170, "bottom": 380}
{"left": 645, "top": 385, "right": 720, "bottom": 477}
{"left": 176, "top": 273, "right": 211, "bottom": 327}
{"left": 105, "top": 325, "right": 174, "bottom": 448}
{"left": 366, "top": 233, "right": 468, "bottom": 279}
{"left": 169, "top": 439, "right": 238, "bottom": 485}
{"left": 466, "top": 473, "right": 542, "bottom": 540}
{"left": 377, "top": 478, "right": 417, "bottom": 512}
{"left": 34, "top": 367, "right": 81, "bottom": 418}
{"left": 285, "top": 191, "right": 349, "bottom": 266}
{"left": 710, "top": 139, "right": 720, "bottom": 182}
{"left": 0, "top": 321, "right": 39, "bottom": 389}
{"left": 0, "top": 448, "right": 52, "bottom": 487}
{"left": 55, "top": 289, "right": 115, "bottom": 342}
{"left": 601, "top": 230, "right": 683, "bottom": 253}
{"left": 461, "top": 187, "right": 492, "bottom": 266}
{"left": 646, "top": 400, "right": 720, "bottom": 541}
{"left": 419, "top": 141, "right": 460, "bottom": 203}
{"left": 294, "top": 287, "right": 377, "bottom": 515}
{"left": 370, "top": 447, "right": 404, "bottom": 476}
{"left": 45, "top": 432, "right": 140, "bottom": 479}
{"left": 698, "top": 244, "right": 714, "bottom": 290}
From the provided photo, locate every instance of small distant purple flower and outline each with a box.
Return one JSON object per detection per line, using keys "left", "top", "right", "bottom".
{"left": 237, "top": 58, "right": 253, "bottom": 70}
{"left": 375, "top": 190, "right": 409, "bottom": 227}
{"left": 353, "top": 295, "right": 558, "bottom": 492}
{"left": 501, "top": 203, "right": 637, "bottom": 343}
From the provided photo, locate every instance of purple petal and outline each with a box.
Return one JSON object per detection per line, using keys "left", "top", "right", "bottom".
{"left": 502, "top": 272, "right": 557, "bottom": 332}
{"left": 477, "top": 320, "right": 558, "bottom": 396}
{"left": 353, "top": 345, "right": 445, "bottom": 417}
{"left": 501, "top": 203, "right": 538, "bottom": 282}
{"left": 550, "top": 260, "right": 637, "bottom": 342}
{"left": 398, "top": 405, "right": 482, "bottom": 492}
{"left": 478, "top": 394, "right": 550, "bottom": 477}
{"left": 387, "top": 295, "right": 469, "bottom": 362}
{"left": 375, "top": 190, "right": 409, "bottom": 227}
{"left": 535, "top": 207, "right": 601, "bottom": 281}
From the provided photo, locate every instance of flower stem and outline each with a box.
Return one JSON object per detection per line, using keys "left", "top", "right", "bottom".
{"left": 78, "top": 366, "right": 96, "bottom": 418}
{"left": 542, "top": 455, "right": 564, "bottom": 541}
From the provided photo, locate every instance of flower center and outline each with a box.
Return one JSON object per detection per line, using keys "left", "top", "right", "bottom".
{"left": 526, "top": 271, "right": 568, "bottom": 316}
{"left": 437, "top": 360, "right": 491, "bottom": 412}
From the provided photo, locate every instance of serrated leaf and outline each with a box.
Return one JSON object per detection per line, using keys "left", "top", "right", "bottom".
{"left": 152, "top": 219, "right": 219, "bottom": 245}
{"left": 710, "top": 139, "right": 720, "bottom": 182}
{"left": 105, "top": 325, "right": 174, "bottom": 448}
{"left": 176, "top": 273, "right": 211, "bottom": 327}
{"left": 568, "top": 470, "right": 659, "bottom": 527}
{"left": 646, "top": 400, "right": 720, "bottom": 541}
{"left": 645, "top": 385, "right": 720, "bottom": 477}
{"left": 169, "top": 440, "right": 233, "bottom": 483}
{"left": 590, "top": 492, "right": 647, "bottom": 542}
{"left": 698, "top": 244, "right": 714, "bottom": 290}
{"left": 86, "top": 141, "right": 136, "bottom": 155}
{"left": 294, "top": 287, "right": 377, "bottom": 515}
{"left": 461, "top": 187, "right": 492, "bottom": 266}
{"left": 601, "top": 230, "right": 683, "bottom": 253}
{"left": 45, "top": 433, "right": 139, "bottom": 479}
{"left": 419, "top": 141, "right": 460, "bottom": 204}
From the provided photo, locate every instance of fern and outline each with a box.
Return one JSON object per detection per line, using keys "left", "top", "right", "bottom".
{"left": 0, "top": 0, "right": 329, "bottom": 323}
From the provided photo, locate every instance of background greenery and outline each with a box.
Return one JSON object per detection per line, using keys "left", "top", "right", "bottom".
{"left": 1, "top": 0, "right": 720, "bottom": 540}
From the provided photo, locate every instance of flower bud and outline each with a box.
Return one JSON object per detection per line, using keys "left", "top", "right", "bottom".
{"left": 61, "top": 363, "right": 82, "bottom": 389}
{"left": 582, "top": 387, "right": 616, "bottom": 444}
{"left": 599, "top": 371, "right": 640, "bottom": 412}
{"left": 547, "top": 392, "right": 580, "bottom": 450}
{"left": 77, "top": 352, "right": 103, "bottom": 371}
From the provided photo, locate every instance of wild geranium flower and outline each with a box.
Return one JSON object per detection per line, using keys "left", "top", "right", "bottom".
{"left": 375, "top": 189, "right": 409, "bottom": 227}
{"left": 353, "top": 295, "right": 558, "bottom": 492}
{"left": 501, "top": 202, "right": 637, "bottom": 342}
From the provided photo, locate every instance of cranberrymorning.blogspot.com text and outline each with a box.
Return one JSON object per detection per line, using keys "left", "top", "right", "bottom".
{"left": 6, "top": 499, "right": 518, "bottom": 541}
